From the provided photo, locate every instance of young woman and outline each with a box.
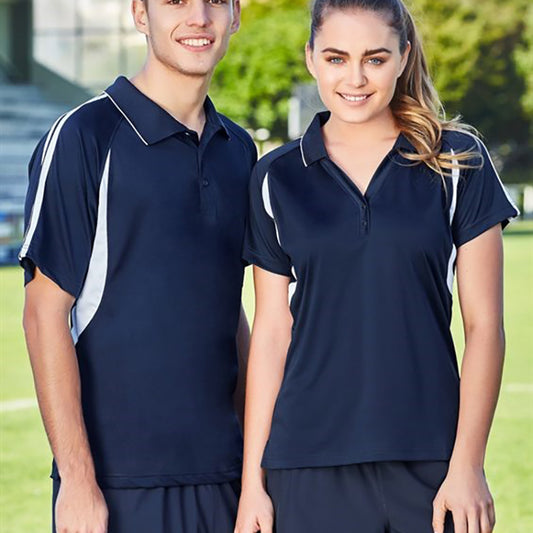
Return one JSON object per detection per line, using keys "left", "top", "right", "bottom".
{"left": 235, "top": 0, "right": 519, "bottom": 532}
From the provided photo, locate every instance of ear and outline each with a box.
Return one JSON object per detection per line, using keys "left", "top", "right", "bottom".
{"left": 305, "top": 42, "right": 317, "bottom": 80}
{"left": 132, "top": 0, "right": 149, "bottom": 37}
{"left": 230, "top": 0, "right": 241, "bottom": 35}
{"left": 398, "top": 40, "right": 411, "bottom": 78}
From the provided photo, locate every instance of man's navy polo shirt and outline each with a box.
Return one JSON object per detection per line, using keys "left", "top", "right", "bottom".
{"left": 243, "top": 112, "right": 518, "bottom": 469}
{"left": 20, "top": 76, "right": 257, "bottom": 488}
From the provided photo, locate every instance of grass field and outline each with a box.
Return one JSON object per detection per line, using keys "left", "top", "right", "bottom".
{"left": 1, "top": 222, "right": 532, "bottom": 532}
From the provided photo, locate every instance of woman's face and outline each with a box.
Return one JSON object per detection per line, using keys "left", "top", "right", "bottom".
{"left": 306, "top": 8, "right": 410, "bottom": 127}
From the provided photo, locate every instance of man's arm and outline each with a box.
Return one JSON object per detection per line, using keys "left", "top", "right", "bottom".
{"left": 234, "top": 305, "right": 250, "bottom": 427}
{"left": 23, "top": 267, "right": 108, "bottom": 533}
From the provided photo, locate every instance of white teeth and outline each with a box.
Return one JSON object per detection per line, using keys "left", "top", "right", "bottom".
{"left": 341, "top": 94, "right": 369, "bottom": 102}
{"left": 181, "top": 38, "right": 211, "bottom": 47}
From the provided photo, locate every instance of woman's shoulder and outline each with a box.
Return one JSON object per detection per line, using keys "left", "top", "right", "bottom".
{"left": 254, "top": 138, "right": 303, "bottom": 178}
{"left": 440, "top": 128, "right": 484, "bottom": 155}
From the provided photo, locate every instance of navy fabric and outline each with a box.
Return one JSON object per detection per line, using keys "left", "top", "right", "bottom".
{"left": 266, "top": 462, "right": 454, "bottom": 533}
{"left": 21, "top": 76, "right": 256, "bottom": 488}
{"left": 52, "top": 479, "right": 240, "bottom": 533}
{"left": 243, "top": 112, "right": 519, "bottom": 469}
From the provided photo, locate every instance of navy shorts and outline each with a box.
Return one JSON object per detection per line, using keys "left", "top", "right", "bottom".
{"left": 52, "top": 478, "right": 240, "bottom": 533}
{"left": 266, "top": 461, "right": 454, "bottom": 533}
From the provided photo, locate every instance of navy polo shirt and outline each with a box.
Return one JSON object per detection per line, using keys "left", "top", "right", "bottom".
{"left": 20, "top": 76, "right": 256, "bottom": 488}
{"left": 244, "top": 112, "right": 519, "bottom": 469}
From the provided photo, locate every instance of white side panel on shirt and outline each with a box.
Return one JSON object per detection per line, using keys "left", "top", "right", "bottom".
{"left": 71, "top": 149, "right": 111, "bottom": 344}
{"left": 261, "top": 172, "right": 296, "bottom": 304}
{"left": 446, "top": 151, "right": 460, "bottom": 295}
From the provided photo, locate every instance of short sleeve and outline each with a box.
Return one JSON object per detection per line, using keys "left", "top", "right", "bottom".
{"left": 243, "top": 165, "right": 293, "bottom": 277}
{"left": 247, "top": 136, "right": 258, "bottom": 169}
{"left": 19, "top": 118, "right": 100, "bottom": 298}
{"left": 452, "top": 138, "right": 519, "bottom": 248}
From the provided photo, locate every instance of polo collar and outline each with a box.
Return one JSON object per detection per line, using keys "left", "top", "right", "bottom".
{"left": 395, "top": 131, "right": 417, "bottom": 153}
{"left": 104, "top": 76, "right": 229, "bottom": 146}
{"left": 300, "top": 112, "right": 329, "bottom": 167}
{"left": 300, "top": 111, "right": 417, "bottom": 167}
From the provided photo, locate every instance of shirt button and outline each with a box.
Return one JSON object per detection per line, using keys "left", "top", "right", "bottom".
{"left": 202, "top": 180, "right": 209, "bottom": 187}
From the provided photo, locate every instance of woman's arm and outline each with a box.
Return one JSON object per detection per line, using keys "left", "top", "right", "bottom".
{"left": 235, "top": 266, "right": 293, "bottom": 533}
{"left": 433, "top": 224, "right": 505, "bottom": 533}
{"left": 234, "top": 306, "right": 251, "bottom": 428}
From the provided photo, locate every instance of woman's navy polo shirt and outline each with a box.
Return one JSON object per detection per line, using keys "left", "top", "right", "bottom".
{"left": 20, "top": 77, "right": 257, "bottom": 488}
{"left": 243, "top": 112, "right": 518, "bottom": 469}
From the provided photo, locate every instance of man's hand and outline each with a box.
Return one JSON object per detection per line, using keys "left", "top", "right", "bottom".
{"left": 234, "top": 485, "right": 274, "bottom": 533}
{"left": 55, "top": 477, "right": 108, "bottom": 533}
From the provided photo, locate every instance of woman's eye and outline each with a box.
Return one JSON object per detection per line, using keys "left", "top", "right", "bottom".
{"left": 367, "top": 57, "right": 385, "bottom": 65}
{"left": 327, "top": 57, "right": 344, "bottom": 65}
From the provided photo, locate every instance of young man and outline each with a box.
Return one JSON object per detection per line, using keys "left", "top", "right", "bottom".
{"left": 20, "top": 1, "right": 255, "bottom": 531}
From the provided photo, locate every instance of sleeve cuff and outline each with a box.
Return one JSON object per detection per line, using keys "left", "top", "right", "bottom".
{"left": 19, "top": 252, "right": 79, "bottom": 299}
{"left": 454, "top": 208, "right": 519, "bottom": 248}
{"left": 242, "top": 250, "right": 292, "bottom": 278}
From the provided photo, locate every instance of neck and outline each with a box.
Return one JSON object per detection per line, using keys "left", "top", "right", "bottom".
{"left": 130, "top": 57, "right": 213, "bottom": 135}
{"left": 324, "top": 108, "right": 400, "bottom": 146}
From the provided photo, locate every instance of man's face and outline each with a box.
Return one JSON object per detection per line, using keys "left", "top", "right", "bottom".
{"left": 133, "top": 0, "right": 240, "bottom": 77}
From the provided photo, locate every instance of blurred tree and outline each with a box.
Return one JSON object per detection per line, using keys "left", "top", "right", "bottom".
{"left": 514, "top": 3, "right": 533, "bottom": 119}
{"left": 413, "top": 0, "right": 485, "bottom": 110}
{"left": 211, "top": 0, "right": 310, "bottom": 138}
{"left": 415, "top": 0, "right": 530, "bottom": 179}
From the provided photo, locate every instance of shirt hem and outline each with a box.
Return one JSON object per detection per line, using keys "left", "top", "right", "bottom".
{"left": 50, "top": 466, "right": 243, "bottom": 489}
{"left": 261, "top": 448, "right": 453, "bottom": 470}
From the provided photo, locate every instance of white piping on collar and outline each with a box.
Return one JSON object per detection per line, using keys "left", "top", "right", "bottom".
{"left": 103, "top": 91, "right": 149, "bottom": 146}
{"left": 299, "top": 136, "right": 308, "bottom": 168}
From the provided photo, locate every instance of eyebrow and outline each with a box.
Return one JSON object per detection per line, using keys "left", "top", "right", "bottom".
{"left": 320, "top": 47, "right": 393, "bottom": 56}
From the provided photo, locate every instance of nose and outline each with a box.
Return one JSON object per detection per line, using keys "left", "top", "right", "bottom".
{"left": 349, "top": 63, "right": 367, "bottom": 87}
{"left": 186, "top": 0, "right": 210, "bottom": 28}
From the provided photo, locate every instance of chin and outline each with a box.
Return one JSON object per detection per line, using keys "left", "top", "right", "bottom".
{"left": 331, "top": 102, "right": 391, "bottom": 126}
{"left": 330, "top": 108, "right": 374, "bottom": 125}
{"left": 165, "top": 59, "right": 214, "bottom": 77}
{"left": 176, "top": 66, "right": 213, "bottom": 77}
{"left": 154, "top": 50, "right": 217, "bottom": 78}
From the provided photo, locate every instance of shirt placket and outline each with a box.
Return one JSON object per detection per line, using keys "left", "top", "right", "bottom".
{"left": 321, "top": 159, "right": 371, "bottom": 236}
{"left": 184, "top": 129, "right": 217, "bottom": 223}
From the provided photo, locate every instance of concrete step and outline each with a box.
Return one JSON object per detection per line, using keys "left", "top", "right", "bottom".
{"left": 0, "top": 99, "right": 65, "bottom": 116}
{"left": 0, "top": 183, "right": 27, "bottom": 199}
{"left": 0, "top": 159, "right": 31, "bottom": 174}
{"left": 1, "top": 182, "right": 26, "bottom": 191}
{"left": 0, "top": 137, "right": 41, "bottom": 155}
{"left": 0, "top": 105, "right": 64, "bottom": 126}
{"left": 0, "top": 84, "right": 47, "bottom": 103}
{"left": 0, "top": 83, "right": 69, "bottom": 207}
